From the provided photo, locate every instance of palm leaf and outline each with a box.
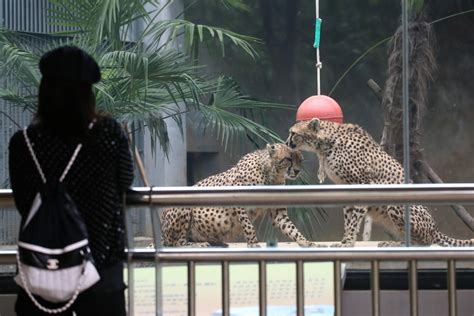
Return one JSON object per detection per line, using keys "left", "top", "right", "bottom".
{"left": 144, "top": 19, "right": 259, "bottom": 58}
{"left": 0, "top": 88, "right": 37, "bottom": 112}
{"left": 0, "top": 38, "right": 41, "bottom": 88}
{"left": 0, "top": 1, "right": 294, "bottom": 160}
{"left": 48, "top": 0, "right": 158, "bottom": 45}
{"left": 194, "top": 77, "right": 292, "bottom": 150}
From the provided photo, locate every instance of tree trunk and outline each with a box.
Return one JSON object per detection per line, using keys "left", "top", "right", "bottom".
{"left": 368, "top": 76, "right": 474, "bottom": 231}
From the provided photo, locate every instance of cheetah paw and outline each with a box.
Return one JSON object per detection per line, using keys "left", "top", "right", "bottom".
{"left": 330, "top": 242, "right": 354, "bottom": 248}
{"left": 377, "top": 241, "right": 403, "bottom": 247}
{"left": 299, "top": 241, "right": 328, "bottom": 248}
{"left": 208, "top": 241, "right": 229, "bottom": 248}
{"left": 184, "top": 242, "right": 211, "bottom": 247}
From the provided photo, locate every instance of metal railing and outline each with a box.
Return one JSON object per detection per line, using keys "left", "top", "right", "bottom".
{"left": 1, "top": 183, "right": 474, "bottom": 316}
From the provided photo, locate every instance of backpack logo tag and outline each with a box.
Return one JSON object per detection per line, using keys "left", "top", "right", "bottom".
{"left": 46, "top": 259, "right": 59, "bottom": 270}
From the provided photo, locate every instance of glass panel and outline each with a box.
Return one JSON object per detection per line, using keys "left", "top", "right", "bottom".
{"left": 183, "top": 0, "right": 403, "bottom": 248}
{"left": 1, "top": 1, "right": 474, "bottom": 314}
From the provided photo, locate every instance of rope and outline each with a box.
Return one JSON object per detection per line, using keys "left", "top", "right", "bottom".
{"left": 314, "top": 0, "right": 322, "bottom": 95}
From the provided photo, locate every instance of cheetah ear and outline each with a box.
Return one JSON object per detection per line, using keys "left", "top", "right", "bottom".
{"left": 308, "top": 118, "right": 321, "bottom": 131}
{"left": 266, "top": 143, "right": 276, "bottom": 157}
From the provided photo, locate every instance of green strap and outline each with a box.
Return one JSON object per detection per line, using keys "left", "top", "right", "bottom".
{"left": 313, "top": 18, "right": 322, "bottom": 48}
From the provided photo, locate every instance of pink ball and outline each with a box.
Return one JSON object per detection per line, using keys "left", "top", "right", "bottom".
{"left": 296, "top": 95, "right": 343, "bottom": 123}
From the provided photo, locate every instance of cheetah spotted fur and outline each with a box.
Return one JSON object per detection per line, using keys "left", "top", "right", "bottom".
{"left": 160, "top": 143, "right": 317, "bottom": 248}
{"left": 286, "top": 118, "right": 474, "bottom": 247}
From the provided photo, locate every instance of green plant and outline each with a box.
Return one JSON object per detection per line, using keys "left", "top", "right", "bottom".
{"left": 0, "top": 0, "right": 292, "bottom": 154}
{"left": 0, "top": 0, "right": 327, "bottom": 239}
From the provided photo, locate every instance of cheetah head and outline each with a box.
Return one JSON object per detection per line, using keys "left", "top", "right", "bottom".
{"left": 266, "top": 143, "right": 303, "bottom": 180}
{"left": 286, "top": 118, "right": 323, "bottom": 153}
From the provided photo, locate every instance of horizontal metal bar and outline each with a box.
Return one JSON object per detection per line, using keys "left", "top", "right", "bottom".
{"left": 2, "top": 184, "right": 474, "bottom": 209}
{"left": 126, "top": 184, "right": 474, "bottom": 207}
{"left": 2, "top": 247, "right": 474, "bottom": 264}
{"left": 144, "top": 248, "right": 474, "bottom": 262}
{"left": 0, "top": 249, "right": 16, "bottom": 264}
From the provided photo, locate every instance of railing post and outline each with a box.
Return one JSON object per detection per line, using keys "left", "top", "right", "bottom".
{"left": 448, "top": 259, "right": 457, "bottom": 316}
{"left": 371, "top": 260, "right": 380, "bottom": 316}
{"left": 296, "top": 260, "right": 305, "bottom": 316}
{"left": 409, "top": 260, "right": 418, "bottom": 316}
{"left": 150, "top": 206, "right": 163, "bottom": 315}
{"left": 150, "top": 206, "right": 163, "bottom": 248}
{"left": 124, "top": 201, "right": 135, "bottom": 316}
{"left": 188, "top": 261, "right": 196, "bottom": 316}
{"left": 334, "top": 260, "right": 342, "bottom": 316}
{"left": 221, "top": 261, "right": 230, "bottom": 316}
{"left": 259, "top": 260, "right": 267, "bottom": 316}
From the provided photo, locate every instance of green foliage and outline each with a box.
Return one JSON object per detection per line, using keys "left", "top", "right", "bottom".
{"left": 142, "top": 19, "right": 260, "bottom": 59}
{"left": 0, "top": 0, "right": 328, "bottom": 236}
{"left": 0, "top": 0, "right": 292, "bottom": 155}
{"left": 196, "top": 77, "right": 288, "bottom": 150}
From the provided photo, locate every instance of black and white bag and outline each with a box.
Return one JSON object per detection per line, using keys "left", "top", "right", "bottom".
{"left": 15, "top": 126, "right": 100, "bottom": 313}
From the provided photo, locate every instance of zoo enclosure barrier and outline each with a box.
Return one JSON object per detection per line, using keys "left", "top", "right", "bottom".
{"left": 0, "top": 183, "right": 473, "bottom": 316}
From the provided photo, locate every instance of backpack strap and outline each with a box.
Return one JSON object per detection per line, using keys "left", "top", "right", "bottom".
{"left": 23, "top": 120, "right": 96, "bottom": 183}
{"left": 58, "top": 143, "right": 83, "bottom": 183}
{"left": 23, "top": 128, "right": 47, "bottom": 184}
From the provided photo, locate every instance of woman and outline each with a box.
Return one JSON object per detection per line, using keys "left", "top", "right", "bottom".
{"left": 9, "top": 46, "right": 134, "bottom": 315}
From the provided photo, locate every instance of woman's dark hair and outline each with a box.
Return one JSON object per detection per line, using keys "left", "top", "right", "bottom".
{"left": 36, "top": 46, "right": 101, "bottom": 138}
{"left": 37, "top": 79, "right": 96, "bottom": 138}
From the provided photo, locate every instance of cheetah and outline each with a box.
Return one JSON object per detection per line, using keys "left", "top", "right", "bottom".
{"left": 286, "top": 118, "right": 474, "bottom": 247}
{"left": 160, "top": 143, "right": 317, "bottom": 248}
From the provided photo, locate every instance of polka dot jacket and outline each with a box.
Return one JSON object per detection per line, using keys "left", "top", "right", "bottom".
{"left": 9, "top": 116, "right": 134, "bottom": 270}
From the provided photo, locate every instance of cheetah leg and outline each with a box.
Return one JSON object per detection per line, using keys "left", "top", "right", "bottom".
{"left": 236, "top": 208, "right": 260, "bottom": 248}
{"left": 380, "top": 205, "right": 407, "bottom": 247}
{"left": 160, "top": 208, "right": 212, "bottom": 248}
{"left": 160, "top": 208, "right": 187, "bottom": 247}
{"left": 385, "top": 205, "right": 430, "bottom": 246}
{"left": 176, "top": 208, "right": 199, "bottom": 246}
{"left": 331, "top": 206, "right": 368, "bottom": 247}
{"left": 269, "top": 208, "right": 321, "bottom": 247}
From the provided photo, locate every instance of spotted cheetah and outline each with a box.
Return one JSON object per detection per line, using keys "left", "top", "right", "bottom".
{"left": 160, "top": 143, "right": 317, "bottom": 248}
{"left": 286, "top": 118, "right": 474, "bottom": 247}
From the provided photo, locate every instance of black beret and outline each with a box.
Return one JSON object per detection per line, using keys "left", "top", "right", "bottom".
{"left": 39, "top": 46, "right": 101, "bottom": 84}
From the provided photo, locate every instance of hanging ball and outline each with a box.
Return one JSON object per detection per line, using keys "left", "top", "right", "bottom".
{"left": 296, "top": 95, "right": 343, "bottom": 123}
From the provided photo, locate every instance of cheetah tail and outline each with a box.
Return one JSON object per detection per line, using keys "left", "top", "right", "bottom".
{"left": 433, "top": 231, "right": 474, "bottom": 247}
